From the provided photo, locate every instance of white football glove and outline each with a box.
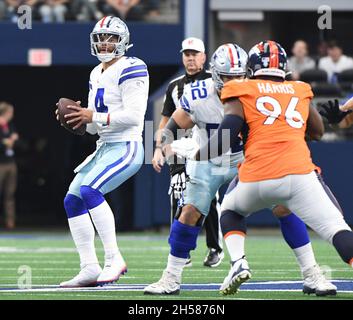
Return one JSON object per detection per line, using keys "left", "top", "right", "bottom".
{"left": 168, "top": 171, "right": 187, "bottom": 200}
{"left": 171, "top": 137, "right": 200, "bottom": 160}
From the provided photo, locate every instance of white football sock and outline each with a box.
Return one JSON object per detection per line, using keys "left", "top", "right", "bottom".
{"left": 89, "top": 200, "right": 120, "bottom": 257}
{"left": 166, "top": 254, "right": 187, "bottom": 278}
{"left": 68, "top": 214, "right": 99, "bottom": 268}
{"left": 224, "top": 232, "right": 245, "bottom": 262}
{"left": 293, "top": 243, "right": 317, "bottom": 273}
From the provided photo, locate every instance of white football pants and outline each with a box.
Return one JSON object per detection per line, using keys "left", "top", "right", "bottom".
{"left": 221, "top": 171, "right": 351, "bottom": 243}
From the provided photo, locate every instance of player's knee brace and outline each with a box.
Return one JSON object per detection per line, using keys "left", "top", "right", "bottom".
{"left": 168, "top": 219, "right": 201, "bottom": 259}
{"left": 80, "top": 185, "right": 105, "bottom": 210}
{"left": 278, "top": 213, "right": 309, "bottom": 249}
{"left": 220, "top": 210, "right": 247, "bottom": 237}
{"left": 63, "top": 193, "right": 88, "bottom": 219}
{"left": 333, "top": 230, "right": 353, "bottom": 264}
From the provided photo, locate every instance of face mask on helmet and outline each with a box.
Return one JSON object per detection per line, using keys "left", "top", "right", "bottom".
{"left": 210, "top": 44, "right": 248, "bottom": 91}
{"left": 91, "top": 33, "right": 120, "bottom": 62}
{"left": 90, "top": 16, "right": 133, "bottom": 63}
{"left": 247, "top": 41, "right": 288, "bottom": 79}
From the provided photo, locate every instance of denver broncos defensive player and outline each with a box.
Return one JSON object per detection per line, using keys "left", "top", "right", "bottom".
{"left": 56, "top": 16, "right": 149, "bottom": 287}
{"left": 173, "top": 40, "right": 353, "bottom": 296}
{"left": 218, "top": 41, "right": 353, "bottom": 295}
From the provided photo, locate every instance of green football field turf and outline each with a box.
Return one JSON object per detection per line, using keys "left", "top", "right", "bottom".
{"left": 0, "top": 229, "right": 352, "bottom": 300}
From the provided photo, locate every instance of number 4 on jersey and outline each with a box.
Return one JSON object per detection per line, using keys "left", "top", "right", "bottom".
{"left": 256, "top": 96, "right": 305, "bottom": 128}
{"left": 95, "top": 88, "right": 108, "bottom": 113}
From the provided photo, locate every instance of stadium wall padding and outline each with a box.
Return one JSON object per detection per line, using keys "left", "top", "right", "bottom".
{"left": 0, "top": 22, "right": 184, "bottom": 65}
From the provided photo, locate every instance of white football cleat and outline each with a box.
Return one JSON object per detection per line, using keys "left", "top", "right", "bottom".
{"left": 220, "top": 256, "right": 251, "bottom": 295}
{"left": 302, "top": 265, "right": 337, "bottom": 296}
{"left": 60, "top": 263, "right": 102, "bottom": 288}
{"left": 144, "top": 270, "right": 181, "bottom": 295}
{"left": 96, "top": 252, "right": 127, "bottom": 286}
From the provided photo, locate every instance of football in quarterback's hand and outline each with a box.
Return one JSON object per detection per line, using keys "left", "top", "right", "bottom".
{"left": 57, "top": 98, "right": 86, "bottom": 135}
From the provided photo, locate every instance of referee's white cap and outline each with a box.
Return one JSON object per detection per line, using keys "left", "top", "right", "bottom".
{"left": 180, "top": 37, "right": 205, "bottom": 53}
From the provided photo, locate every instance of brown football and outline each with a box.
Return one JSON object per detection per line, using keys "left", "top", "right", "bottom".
{"left": 57, "top": 98, "right": 86, "bottom": 136}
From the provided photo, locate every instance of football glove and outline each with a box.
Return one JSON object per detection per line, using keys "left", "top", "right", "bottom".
{"left": 168, "top": 171, "right": 187, "bottom": 200}
{"left": 319, "top": 99, "right": 352, "bottom": 124}
{"left": 171, "top": 137, "right": 199, "bottom": 161}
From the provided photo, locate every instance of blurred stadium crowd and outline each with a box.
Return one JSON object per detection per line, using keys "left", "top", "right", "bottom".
{"left": 288, "top": 39, "right": 353, "bottom": 97}
{"left": 0, "top": 0, "right": 179, "bottom": 23}
{"left": 287, "top": 39, "right": 353, "bottom": 140}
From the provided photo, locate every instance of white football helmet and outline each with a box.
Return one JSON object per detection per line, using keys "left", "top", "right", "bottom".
{"left": 90, "top": 16, "right": 133, "bottom": 63}
{"left": 210, "top": 43, "right": 248, "bottom": 91}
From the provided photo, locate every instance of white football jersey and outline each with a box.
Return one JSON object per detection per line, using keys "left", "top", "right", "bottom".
{"left": 87, "top": 56, "right": 149, "bottom": 143}
{"left": 178, "top": 78, "right": 243, "bottom": 164}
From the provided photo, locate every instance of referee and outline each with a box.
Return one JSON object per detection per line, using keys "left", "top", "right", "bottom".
{"left": 152, "top": 37, "right": 224, "bottom": 268}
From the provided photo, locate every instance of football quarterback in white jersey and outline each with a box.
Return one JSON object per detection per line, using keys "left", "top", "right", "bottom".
{"left": 56, "top": 16, "right": 148, "bottom": 287}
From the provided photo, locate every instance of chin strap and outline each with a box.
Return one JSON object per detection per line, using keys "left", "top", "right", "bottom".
{"left": 97, "top": 53, "right": 116, "bottom": 63}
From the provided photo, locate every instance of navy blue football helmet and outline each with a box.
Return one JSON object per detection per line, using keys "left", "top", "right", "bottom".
{"left": 247, "top": 40, "right": 288, "bottom": 79}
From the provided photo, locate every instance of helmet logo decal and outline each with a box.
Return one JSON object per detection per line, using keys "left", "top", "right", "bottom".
{"left": 262, "top": 57, "right": 270, "bottom": 67}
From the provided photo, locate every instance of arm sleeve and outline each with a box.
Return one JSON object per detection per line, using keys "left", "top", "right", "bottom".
{"left": 92, "top": 76, "right": 149, "bottom": 127}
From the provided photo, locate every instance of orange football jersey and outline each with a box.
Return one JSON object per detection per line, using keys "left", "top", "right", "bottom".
{"left": 221, "top": 78, "right": 318, "bottom": 182}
